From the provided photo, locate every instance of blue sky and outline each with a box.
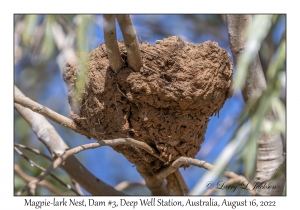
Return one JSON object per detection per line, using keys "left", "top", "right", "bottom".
{"left": 14, "top": 14, "right": 286, "bottom": 195}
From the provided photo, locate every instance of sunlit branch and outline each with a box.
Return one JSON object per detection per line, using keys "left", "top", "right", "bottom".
{"left": 14, "top": 86, "right": 125, "bottom": 196}
{"left": 15, "top": 139, "right": 156, "bottom": 195}
{"left": 155, "top": 156, "right": 255, "bottom": 195}
{"left": 14, "top": 92, "right": 92, "bottom": 139}
{"left": 116, "top": 15, "right": 142, "bottom": 72}
{"left": 14, "top": 86, "right": 187, "bottom": 196}
{"left": 103, "top": 14, "right": 124, "bottom": 72}
{"left": 226, "top": 15, "right": 285, "bottom": 195}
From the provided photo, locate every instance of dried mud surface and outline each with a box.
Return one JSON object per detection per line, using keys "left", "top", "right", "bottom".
{"left": 63, "top": 36, "right": 233, "bottom": 174}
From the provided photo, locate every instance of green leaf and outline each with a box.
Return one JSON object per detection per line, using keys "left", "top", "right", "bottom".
{"left": 235, "top": 15, "right": 273, "bottom": 90}
{"left": 242, "top": 137, "right": 257, "bottom": 179}
{"left": 40, "top": 15, "right": 55, "bottom": 58}
{"left": 22, "top": 15, "right": 39, "bottom": 46}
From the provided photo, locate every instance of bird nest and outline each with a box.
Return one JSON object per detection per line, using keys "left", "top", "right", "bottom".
{"left": 63, "top": 36, "right": 233, "bottom": 175}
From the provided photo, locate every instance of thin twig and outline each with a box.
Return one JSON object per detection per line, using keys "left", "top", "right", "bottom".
{"left": 203, "top": 176, "right": 256, "bottom": 196}
{"left": 14, "top": 86, "right": 185, "bottom": 196}
{"left": 14, "top": 93, "right": 92, "bottom": 138}
{"left": 16, "top": 138, "right": 164, "bottom": 195}
{"left": 15, "top": 164, "right": 66, "bottom": 195}
{"left": 103, "top": 14, "right": 124, "bottom": 72}
{"left": 15, "top": 88, "right": 191, "bottom": 196}
{"left": 14, "top": 88, "right": 171, "bottom": 195}
{"left": 101, "top": 138, "right": 164, "bottom": 161}
{"left": 14, "top": 86, "right": 70, "bottom": 157}
{"left": 155, "top": 156, "right": 254, "bottom": 195}
{"left": 14, "top": 147, "right": 79, "bottom": 195}
{"left": 116, "top": 15, "right": 142, "bottom": 71}
{"left": 14, "top": 143, "right": 53, "bottom": 162}
{"left": 14, "top": 85, "right": 125, "bottom": 196}
{"left": 225, "top": 176, "right": 256, "bottom": 195}
{"left": 156, "top": 157, "right": 207, "bottom": 179}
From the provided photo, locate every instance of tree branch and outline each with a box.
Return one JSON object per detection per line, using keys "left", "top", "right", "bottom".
{"left": 14, "top": 86, "right": 186, "bottom": 196}
{"left": 14, "top": 92, "right": 92, "bottom": 139}
{"left": 155, "top": 156, "right": 254, "bottom": 194}
{"left": 116, "top": 15, "right": 142, "bottom": 71}
{"left": 15, "top": 144, "right": 84, "bottom": 195}
{"left": 226, "top": 15, "right": 267, "bottom": 102}
{"left": 16, "top": 140, "right": 158, "bottom": 195}
{"left": 114, "top": 181, "right": 145, "bottom": 191}
{"left": 14, "top": 86, "right": 125, "bottom": 196}
{"left": 72, "top": 181, "right": 84, "bottom": 196}
{"left": 16, "top": 138, "right": 187, "bottom": 196}
{"left": 166, "top": 173, "right": 185, "bottom": 195}
{"left": 15, "top": 164, "right": 66, "bottom": 196}
{"left": 226, "top": 15, "right": 285, "bottom": 195}
{"left": 14, "top": 143, "right": 53, "bottom": 162}
{"left": 14, "top": 147, "right": 79, "bottom": 195}
{"left": 203, "top": 175, "right": 255, "bottom": 196}
{"left": 173, "top": 170, "right": 189, "bottom": 195}
{"left": 136, "top": 168, "right": 168, "bottom": 195}
{"left": 156, "top": 157, "right": 207, "bottom": 179}
{"left": 103, "top": 15, "right": 124, "bottom": 72}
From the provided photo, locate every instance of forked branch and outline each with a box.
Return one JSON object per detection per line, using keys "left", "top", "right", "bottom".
{"left": 14, "top": 89, "right": 184, "bottom": 195}
{"left": 14, "top": 146, "right": 79, "bottom": 195}
{"left": 16, "top": 139, "right": 254, "bottom": 195}
{"left": 14, "top": 86, "right": 125, "bottom": 196}
{"left": 156, "top": 156, "right": 255, "bottom": 195}
{"left": 14, "top": 164, "right": 66, "bottom": 196}
{"left": 16, "top": 139, "right": 159, "bottom": 195}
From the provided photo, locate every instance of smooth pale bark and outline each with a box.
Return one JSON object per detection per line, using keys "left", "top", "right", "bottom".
{"left": 116, "top": 15, "right": 142, "bottom": 72}
{"left": 14, "top": 86, "right": 125, "bottom": 195}
{"left": 103, "top": 15, "right": 124, "bottom": 72}
{"left": 137, "top": 168, "right": 168, "bottom": 195}
{"left": 226, "top": 15, "right": 285, "bottom": 195}
{"left": 14, "top": 92, "right": 92, "bottom": 138}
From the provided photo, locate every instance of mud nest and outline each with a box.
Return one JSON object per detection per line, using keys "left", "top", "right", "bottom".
{"left": 63, "top": 36, "right": 233, "bottom": 175}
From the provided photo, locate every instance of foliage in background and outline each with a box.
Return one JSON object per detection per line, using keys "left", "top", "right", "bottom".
{"left": 14, "top": 14, "right": 286, "bottom": 195}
